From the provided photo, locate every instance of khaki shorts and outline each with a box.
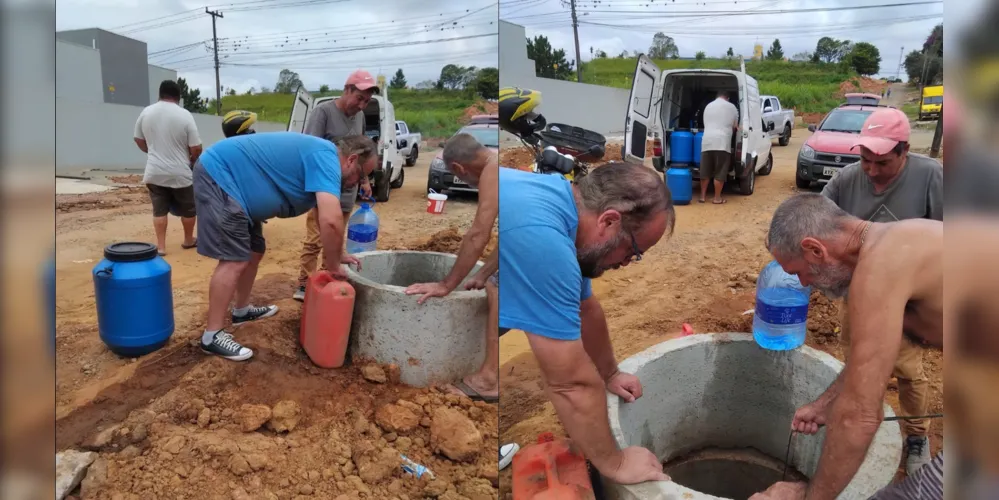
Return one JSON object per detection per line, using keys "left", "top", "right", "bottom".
{"left": 147, "top": 183, "right": 196, "bottom": 218}
{"left": 700, "top": 150, "right": 732, "bottom": 182}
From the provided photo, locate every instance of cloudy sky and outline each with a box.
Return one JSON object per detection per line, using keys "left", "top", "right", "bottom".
{"left": 57, "top": 0, "right": 500, "bottom": 96}
{"left": 501, "top": 0, "right": 944, "bottom": 79}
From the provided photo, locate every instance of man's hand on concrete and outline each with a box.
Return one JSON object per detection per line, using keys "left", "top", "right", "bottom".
{"left": 326, "top": 265, "right": 350, "bottom": 281}
{"left": 792, "top": 401, "right": 829, "bottom": 435}
{"left": 463, "top": 274, "right": 488, "bottom": 291}
{"left": 404, "top": 282, "right": 452, "bottom": 304}
{"left": 606, "top": 372, "right": 643, "bottom": 403}
{"left": 748, "top": 481, "right": 807, "bottom": 500}
{"left": 601, "top": 446, "right": 670, "bottom": 485}
{"left": 341, "top": 254, "right": 362, "bottom": 271}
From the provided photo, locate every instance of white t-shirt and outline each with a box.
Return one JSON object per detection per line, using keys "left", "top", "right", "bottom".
{"left": 134, "top": 101, "right": 202, "bottom": 188}
{"left": 701, "top": 98, "right": 739, "bottom": 153}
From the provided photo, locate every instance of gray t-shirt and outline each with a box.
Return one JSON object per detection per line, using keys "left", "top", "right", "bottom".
{"left": 304, "top": 100, "right": 366, "bottom": 211}
{"left": 821, "top": 153, "right": 943, "bottom": 222}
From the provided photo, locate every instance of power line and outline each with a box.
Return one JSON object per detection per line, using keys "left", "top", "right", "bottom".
{"left": 574, "top": 0, "right": 942, "bottom": 15}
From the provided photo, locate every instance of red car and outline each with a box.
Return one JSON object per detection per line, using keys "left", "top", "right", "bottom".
{"left": 427, "top": 117, "right": 499, "bottom": 194}
{"left": 795, "top": 102, "right": 892, "bottom": 188}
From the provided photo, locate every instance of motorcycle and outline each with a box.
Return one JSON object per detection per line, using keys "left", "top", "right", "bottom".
{"left": 514, "top": 116, "right": 607, "bottom": 183}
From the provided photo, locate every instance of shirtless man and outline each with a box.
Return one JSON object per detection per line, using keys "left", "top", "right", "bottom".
{"left": 404, "top": 133, "right": 499, "bottom": 401}
{"left": 751, "top": 193, "right": 942, "bottom": 500}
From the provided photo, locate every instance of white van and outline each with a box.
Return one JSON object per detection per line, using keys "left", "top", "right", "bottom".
{"left": 287, "top": 87, "right": 406, "bottom": 202}
{"left": 623, "top": 55, "right": 775, "bottom": 195}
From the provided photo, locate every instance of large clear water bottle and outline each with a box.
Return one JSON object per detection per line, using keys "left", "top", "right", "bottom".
{"left": 346, "top": 203, "right": 379, "bottom": 254}
{"left": 753, "top": 260, "right": 811, "bottom": 350}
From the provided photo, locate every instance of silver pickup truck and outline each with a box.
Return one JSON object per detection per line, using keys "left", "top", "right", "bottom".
{"left": 395, "top": 120, "right": 422, "bottom": 167}
{"left": 761, "top": 95, "right": 795, "bottom": 147}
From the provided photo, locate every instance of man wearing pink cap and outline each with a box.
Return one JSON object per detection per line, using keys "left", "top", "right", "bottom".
{"left": 294, "top": 69, "right": 380, "bottom": 301}
{"left": 820, "top": 106, "right": 942, "bottom": 476}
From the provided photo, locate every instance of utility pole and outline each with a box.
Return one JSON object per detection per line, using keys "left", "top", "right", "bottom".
{"left": 569, "top": 0, "right": 582, "bottom": 83}
{"left": 930, "top": 106, "right": 943, "bottom": 158}
{"left": 206, "top": 7, "right": 224, "bottom": 115}
{"left": 895, "top": 46, "right": 904, "bottom": 81}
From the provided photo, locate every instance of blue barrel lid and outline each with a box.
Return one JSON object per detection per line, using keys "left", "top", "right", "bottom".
{"left": 104, "top": 242, "right": 158, "bottom": 262}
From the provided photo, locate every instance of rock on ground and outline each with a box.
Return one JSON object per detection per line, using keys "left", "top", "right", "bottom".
{"left": 80, "top": 457, "right": 107, "bottom": 499}
{"left": 56, "top": 450, "right": 97, "bottom": 500}
{"left": 361, "top": 365, "right": 387, "bottom": 384}
{"left": 267, "top": 400, "right": 302, "bottom": 433}
{"left": 374, "top": 403, "right": 420, "bottom": 434}
{"left": 238, "top": 404, "right": 272, "bottom": 432}
{"left": 430, "top": 408, "right": 482, "bottom": 462}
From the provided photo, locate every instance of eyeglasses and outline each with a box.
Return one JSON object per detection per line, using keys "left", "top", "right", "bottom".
{"left": 628, "top": 231, "right": 644, "bottom": 263}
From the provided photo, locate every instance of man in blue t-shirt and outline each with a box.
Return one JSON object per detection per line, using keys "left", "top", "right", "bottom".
{"left": 498, "top": 163, "right": 676, "bottom": 484}
{"left": 193, "top": 132, "right": 377, "bottom": 361}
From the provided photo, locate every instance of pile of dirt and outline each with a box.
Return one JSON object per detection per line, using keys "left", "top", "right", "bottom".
{"left": 64, "top": 313, "right": 499, "bottom": 500}
{"left": 404, "top": 227, "right": 498, "bottom": 258}
{"left": 498, "top": 147, "right": 534, "bottom": 171}
{"left": 460, "top": 101, "right": 499, "bottom": 124}
{"left": 108, "top": 175, "right": 143, "bottom": 185}
{"left": 837, "top": 77, "right": 890, "bottom": 97}
{"left": 806, "top": 291, "right": 841, "bottom": 345}
{"left": 57, "top": 186, "right": 150, "bottom": 214}
{"left": 800, "top": 112, "right": 825, "bottom": 125}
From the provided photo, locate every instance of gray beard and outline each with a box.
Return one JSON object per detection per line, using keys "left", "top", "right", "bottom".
{"left": 578, "top": 232, "right": 625, "bottom": 279}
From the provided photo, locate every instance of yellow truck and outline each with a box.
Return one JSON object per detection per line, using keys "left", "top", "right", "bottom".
{"left": 919, "top": 85, "right": 943, "bottom": 120}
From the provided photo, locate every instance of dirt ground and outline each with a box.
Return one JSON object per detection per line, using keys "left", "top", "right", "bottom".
{"left": 56, "top": 153, "right": 498, "bottom": 499}
{"left": 496, "top": 131, "right": 944, "bottom": 496}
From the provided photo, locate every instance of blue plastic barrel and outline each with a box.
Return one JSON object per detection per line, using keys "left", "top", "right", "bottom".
{"left": 693, "top": 131, "right": 704, "bottom": 165}
{"left": 669, "top": 131, "right": 695, "bottom": 166}
{"left": 665, "top": 168, "right": 693, "bottom": 205}
{"left": 92, "top": 242, "right": 174, "bottom": 357}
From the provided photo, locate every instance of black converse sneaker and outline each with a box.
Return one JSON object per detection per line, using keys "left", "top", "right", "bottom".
{"left": 201, "top": 331, "right": 253, "bottom": 361}
{"left": 231, "top": 304, "right": 279, "bottom": 325}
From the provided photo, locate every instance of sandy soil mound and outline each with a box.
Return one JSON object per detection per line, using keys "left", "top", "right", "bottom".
{"left": 402, "top": 227, "right": 497, "bottom": 259}
{"left": 66, "top": 313, "right": 499, "bottom": 499}
{"left": 57, "top": 186, "right": 151, "bottom": 214}
{"left": 838, "top": 76, "right": 890, "bottom": 97}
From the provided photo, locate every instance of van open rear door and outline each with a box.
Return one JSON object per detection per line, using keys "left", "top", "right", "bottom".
{"left": 287, "top": 87, "right": 314, "bottom": 133}
{"left": 624, "top": 54, "right": 661, "bottom": 164}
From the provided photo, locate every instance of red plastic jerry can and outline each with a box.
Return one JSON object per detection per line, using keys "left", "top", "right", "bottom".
{"left": 512, "top": 433, "right": 595, "bottom": 500}
{"left": 299, "top": 272, "right": 355, "bottom": 368}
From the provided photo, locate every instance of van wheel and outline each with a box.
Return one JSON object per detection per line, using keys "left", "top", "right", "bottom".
{"left": 390, "top": 166, "right": 405, "bottom": 189}
{"left": 740, "top": 166, "right": 755, "bottom": 195}
{"left": 405, "top": 146, "right": 418, "bottom": 167}
{"left": 758, "top": 152, "right": 773, "bottom": 176}
{"left": 779, "top": 125, "right": 791, "bottom": 146}
{"left": 375, "top": 170, "right": 391, "bottom": 202}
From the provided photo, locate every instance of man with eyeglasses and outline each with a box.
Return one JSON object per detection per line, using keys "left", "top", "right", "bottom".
{"left": 497, "top": 162, "right": 676, "bottom": 485}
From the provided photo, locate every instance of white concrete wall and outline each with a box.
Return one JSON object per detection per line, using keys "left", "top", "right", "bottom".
{"left": 56, "top": 99, "right": 285, "bottom": 175}
{"left": 499, "top": 21, "right": 631, "bottom": 135}
{"left": 147, "top": 64, "right": 178, "bottom": 105}
{"left": 56, "top": 40, "right": 103, "bottom": 103}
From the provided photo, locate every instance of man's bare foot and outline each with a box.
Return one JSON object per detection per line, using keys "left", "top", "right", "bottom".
{"left": 445, "top": 374, "right": 498, "bottom": 402}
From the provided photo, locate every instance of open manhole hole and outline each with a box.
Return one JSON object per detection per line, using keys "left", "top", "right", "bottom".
{"left": 663, "top": 447, "right": 807, "bottom": 499}
{"left": 605, "top": 333, "right": 902, "bottom": 499}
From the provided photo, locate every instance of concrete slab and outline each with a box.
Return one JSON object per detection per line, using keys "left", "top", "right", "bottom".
{"left": 56, "top": 177, "right": 114, "bottom": 195}
{"left": 346, "top": 251, "right": 488, "bottom": 387}
{"left": 604, "top": 333, "right": 902, "bottom": 500}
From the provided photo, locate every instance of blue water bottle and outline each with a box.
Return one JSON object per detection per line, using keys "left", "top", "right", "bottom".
{"left": 346, "top": 203, "right": 379, "bottom": 254}
{"left": 752, "top": 260, "right": 811, "bottom": 350}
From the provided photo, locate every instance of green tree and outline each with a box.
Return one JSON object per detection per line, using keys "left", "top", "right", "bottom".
{"left": 904, "top": 50, "right": 943, "bottom": 85}
{"left": 791, "top": 51, "right": 813, "bottom": 62}
{"left": 244, "top": 87, "right": 254, "bottom": 95}
{"left": 438, "top": 64, "right": 466, "bottom": 90}
{"left": 226, "top": 88, "right": 236, "bottom": 96}
{"left": 766, "top": 39, "right": 785, "bottom": 61}
{"left": 848, "top": 42, "right": 881, "bottom": 76}
{"left": 273, "top": 69, "right": 303, "bottom": 93}
{"left": 695, "top": 51, "right": 706, "bottom": 61}
{"left": 470, "top": 67, "right": 499, "bottom": 99}
{"left": 923, "top": 23, "right": 943, "bottom": 57}
{"left": 815, "top": 37, "right": 853, "bottom": 63}
{"left": 648, "top": 32, "right": 679, "bottom": 59}
{"left": 319, "top": 84, "right": 330, "bottom": 93}
{"left": 175, "top": 77, "right": 207, "bottom": 114}
{"left": 389, "top": 68, "right": 407, "bottom": 89}
{"left": 595, "top": 49, "right": 608, "bottom": 58}
{"left": 726, "top": 47, "right": 734, "bottom": 58}
{"left": 526, "top": 35, "right": 574, "bottom": 80}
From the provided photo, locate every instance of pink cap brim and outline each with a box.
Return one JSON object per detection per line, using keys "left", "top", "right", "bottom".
{"left": 850, "top": 136, "right": 898, "bottom": 156}
{"left": 354, "top": 82, "right": 379, "bottom": 93}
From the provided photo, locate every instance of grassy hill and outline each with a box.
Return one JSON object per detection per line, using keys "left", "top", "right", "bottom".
{"left": 579, "top": 58, "right": 864, "bottom": 114}
{"left": 220, "top": 89, "right": 486, "bottom": 139}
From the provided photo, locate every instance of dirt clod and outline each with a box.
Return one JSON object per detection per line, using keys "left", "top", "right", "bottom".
{"left": 431, "top": 408, "right": 481, "bottom": 462}
{"left": 361, "top": 365, "right": 388, "bottom": 384}
{"left": 238, "top": 404, "right": 272, "bottom": 432}
{"left": 375, "top": 403, "right": 420, "bottom": 434}
{"left": 267, "top": 400, "right": 302, "bottom": 433}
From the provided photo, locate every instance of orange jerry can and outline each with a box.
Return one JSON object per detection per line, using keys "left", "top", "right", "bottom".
{"left": 512, "top": 433, "right": 595, "bottom": 500}
{"left": 299, "top": 272, "right": 355, "bottom": 368}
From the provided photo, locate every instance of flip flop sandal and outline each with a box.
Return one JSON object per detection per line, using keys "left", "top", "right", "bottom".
{"left": 499, "top": 443, "right": 519, "bottom": 471}
{"left": 157, "top": 250, "right": 167, "bottom": 256}
{"left": 712, "top": 199, "right": 728, "bottom": 204}
{"left": 181, "top": 239, "right": 198, "bottom": 249}
{"left": 452, "top": 380, "right": 499, "bottom": 403}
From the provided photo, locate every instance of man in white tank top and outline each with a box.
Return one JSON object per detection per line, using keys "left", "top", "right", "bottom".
{"left": 133, "top": 80, "right": 203, "bottom": 255}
